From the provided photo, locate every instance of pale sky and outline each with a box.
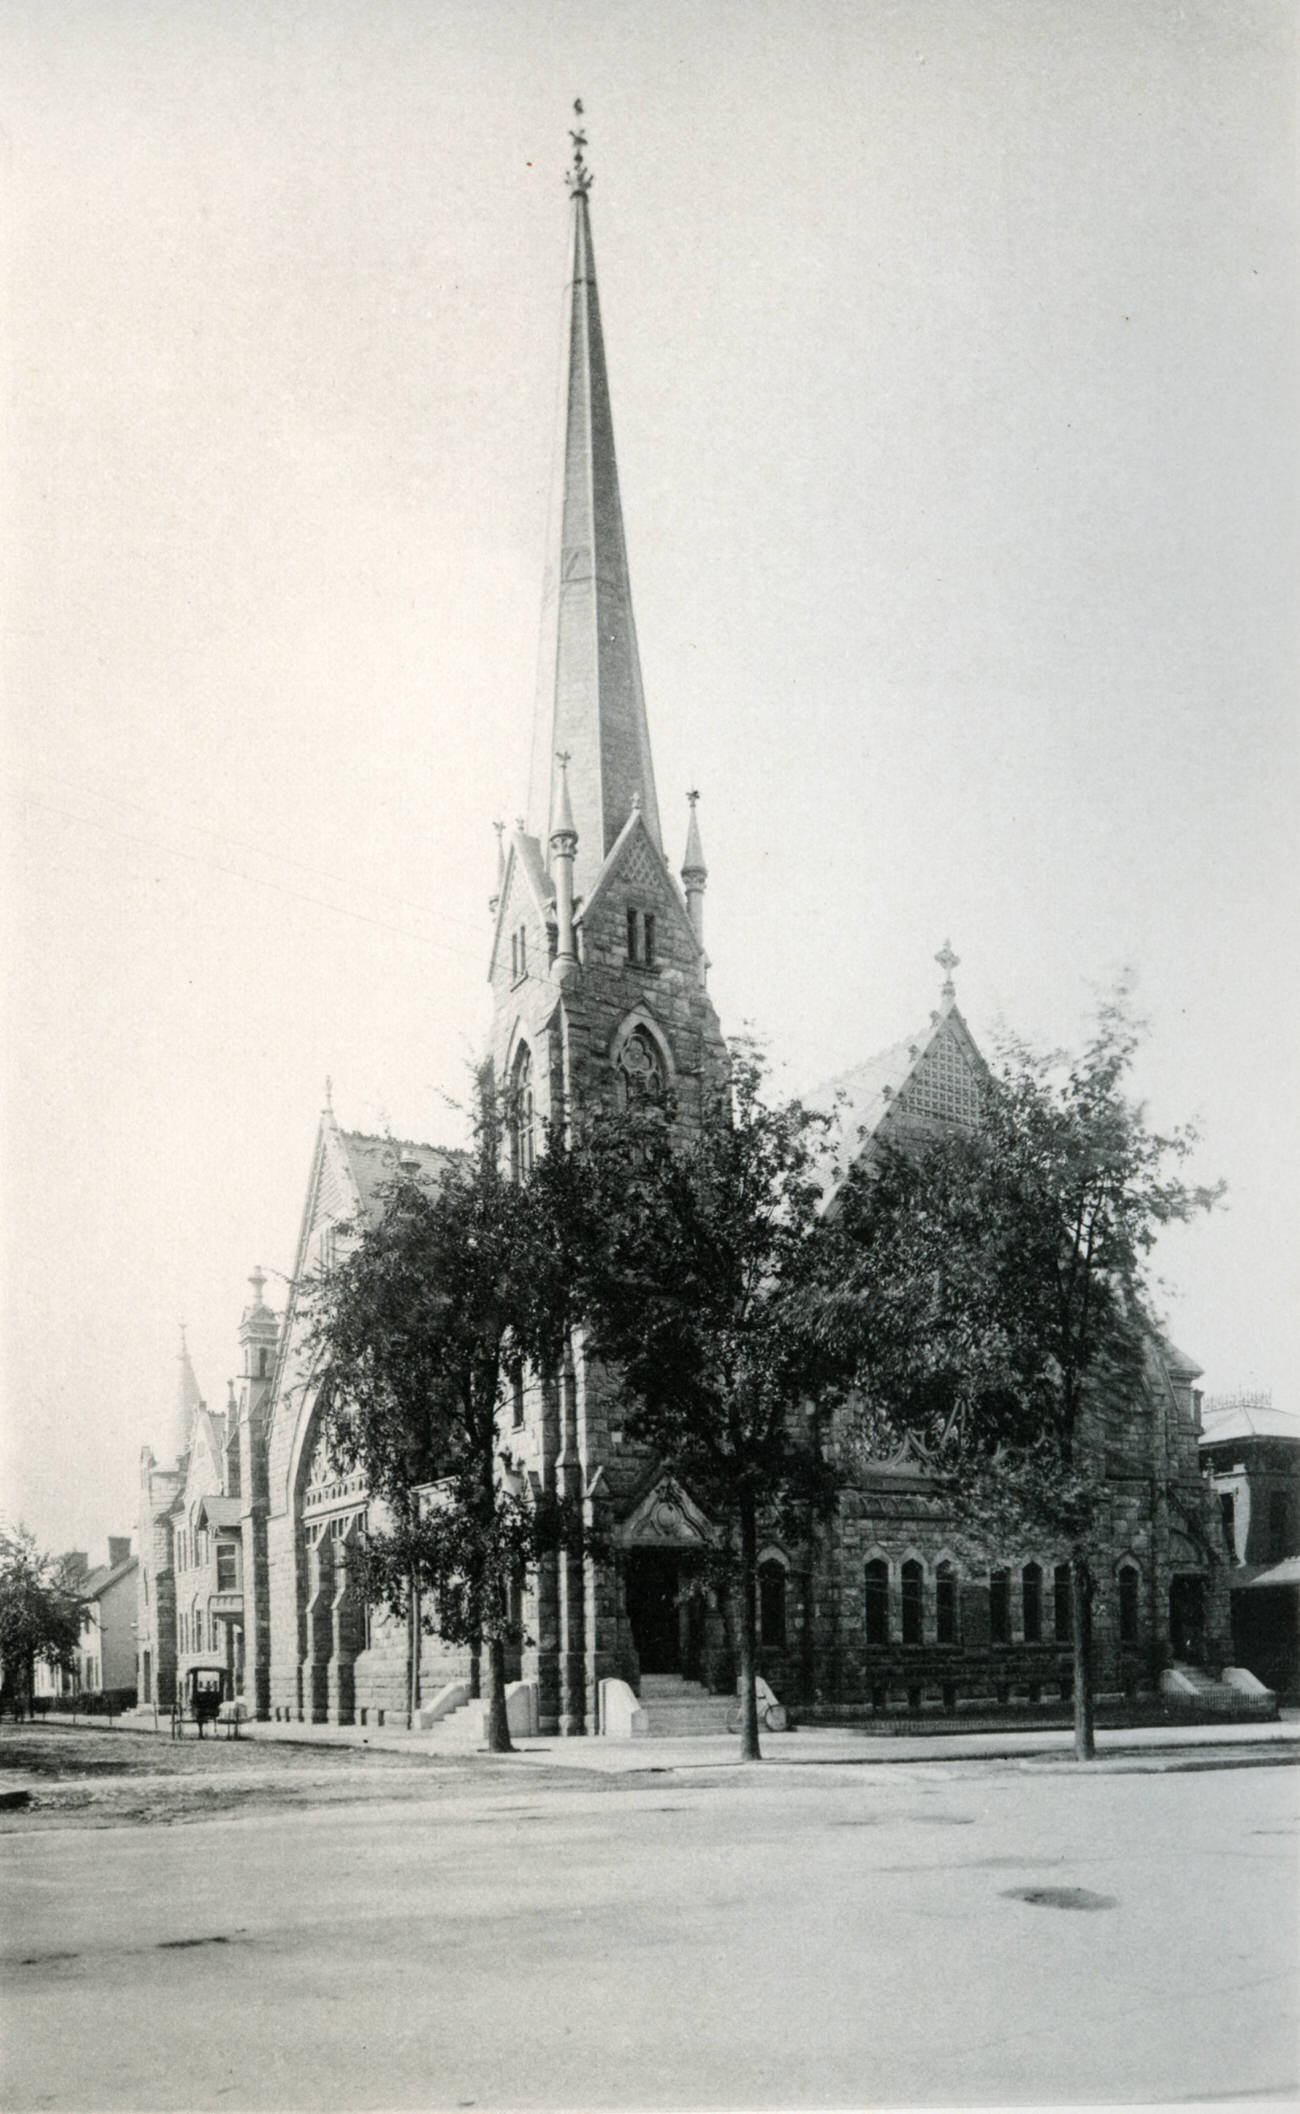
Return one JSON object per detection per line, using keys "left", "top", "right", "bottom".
{"left": 3, "top": 0, "right": 1295, "bottom": 1561}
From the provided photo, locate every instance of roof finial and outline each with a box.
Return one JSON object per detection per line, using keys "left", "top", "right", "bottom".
{"left": 935, "top": 939, "right": 959, "bottom": 1003}
{"left": 566, "top": 98, "right": 593, "bottom": 195}
{"left": 324, "top": 1075, "right": 334, "bottom": 1114}
{"left": 552, "top": 749, "right": 577, "bottom": 843}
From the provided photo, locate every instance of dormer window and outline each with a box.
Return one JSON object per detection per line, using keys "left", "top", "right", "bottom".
{"left": 510, "top": 923, "right": 528, "bottom": 984}
{"left": 626, "top": 908, "right": 656, "bottom": 967}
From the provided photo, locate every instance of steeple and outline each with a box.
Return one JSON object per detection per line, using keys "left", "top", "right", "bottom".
{"left": 166, "top": 1324, "right": 204, "bottom": 1466}
{"left": 526, "top": 108, "right": 662, "bottom": 901}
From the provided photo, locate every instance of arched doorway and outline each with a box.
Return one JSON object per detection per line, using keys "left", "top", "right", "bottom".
{"left": 1169, "top": 1573, "right": 1206, "bottom": 1662}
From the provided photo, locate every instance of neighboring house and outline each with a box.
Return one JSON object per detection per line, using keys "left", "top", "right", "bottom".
{"left": 34, "top": 1540, "right": 138, "bottom": 1698}
{"left": 135, "top": 1293, "right": 279, "bottom": 1713}
{"left": 1200, "top": 1395, "right": 1300, "bottom": 1696}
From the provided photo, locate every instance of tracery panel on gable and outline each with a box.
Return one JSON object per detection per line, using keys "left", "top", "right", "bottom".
{"left": 301, "top": 1420, "right": 367, "bottom": 1531}
{"left": 898, "top": 1031, "right": 981, "bottom": 1125}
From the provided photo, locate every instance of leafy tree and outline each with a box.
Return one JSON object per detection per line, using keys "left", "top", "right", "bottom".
{"left": 826, "top": 992, "right": 1222, "bottom": 1759}
{"left": 0, "top": 1529, "right": 83, "bottom": 1718}
{"left": 306, "top": 1093, "right": 577, "bottom": 1753}
{"left": 566, "top": 1047, "right": 841, "bottom": 1760}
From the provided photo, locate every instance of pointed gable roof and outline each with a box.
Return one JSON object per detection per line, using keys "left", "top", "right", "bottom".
{"left": 487, "top": 828, "right": 557, "bottom": 985}
{"left": 808, "top": 999, "right": 988, "bottom": 1195}
{"left": 578, "top": 806, "right": 701, "bottom": 955}
{"left": 525, "top": 183, "right": 662, "bottom": 900}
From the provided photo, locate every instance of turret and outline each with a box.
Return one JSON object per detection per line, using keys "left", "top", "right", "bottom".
{"left": 550, "top": 750, "right": 579, "bottom": 974}
{"left": 681, "top": 790, "right": 708, "bottom": 948}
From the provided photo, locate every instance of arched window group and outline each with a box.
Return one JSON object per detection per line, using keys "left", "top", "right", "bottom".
{"left": 863, "top": 1558, "right": 1084, "bottom": 1651}
{"left": 864, "top": 1556, "right": 963, "bottom": 1649}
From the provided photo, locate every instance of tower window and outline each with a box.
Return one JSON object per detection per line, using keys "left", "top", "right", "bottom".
{"left": 510, "top": 1366, "right": 525, "bottom": 1430}
{"left": 626, "top": 909, "right": 657, "bottom": 966}
{"left": 864, "top": 1559, "right": 889, "bottom": 1646}
{"left": 511, "top": 1045, "right": 535, "bottom": 1178}
{"left": 618, "top": 1025, "right": 665, "bottom": 1106}
{"left": 510, "top": 924, "right": 528, "bottom": 984}
{"left": 258, "top": 1348, "right": 269, "bottom": 1378}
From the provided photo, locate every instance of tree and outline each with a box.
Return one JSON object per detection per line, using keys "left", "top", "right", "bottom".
{"left": 566, "top": 1047, "right": 841, "bottom": 1761}
{"left": 826, "top": 991, "right": 1222, "bottom": 1759}
{"left": 306, "top": 1093, "right": 576, "bottom": 1753}
{"left": 0, "top": 1529, "right": 83, "bottom": 1718}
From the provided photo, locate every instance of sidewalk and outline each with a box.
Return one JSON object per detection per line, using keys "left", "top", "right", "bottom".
{"left": 124, "top": 1705, "right": 1300, "bottom": 1775}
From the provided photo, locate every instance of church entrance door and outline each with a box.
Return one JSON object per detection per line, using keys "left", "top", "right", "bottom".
{"left": 625, "top": 1549, "right": 686, "bottom": 1675}
{"left": 1169, "top": 1574, "right": 1206, "bottom": 1662}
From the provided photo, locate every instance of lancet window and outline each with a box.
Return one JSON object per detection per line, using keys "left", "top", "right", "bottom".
{"left": 512, "top": 1044, "right": 536, "bottom": 1178}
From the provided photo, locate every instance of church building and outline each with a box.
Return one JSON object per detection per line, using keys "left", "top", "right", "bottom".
{"left": 138, "top": 130, "right": 1244, "bottom": 1734}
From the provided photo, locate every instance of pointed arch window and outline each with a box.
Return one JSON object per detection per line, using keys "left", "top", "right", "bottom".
{"left": 758, "top": 1558, "right": 787, "bottom": 1649}
{"left": 901, "top": 1559, "right": 924, "bottom": 1645}
{"left": 936, "top": 1561, "right": 959, "bottom": 1646}
{"left": 511, "top": 1045, "right": 535, "bottom": 1179}
{"left": 1054, "top": 1564, "right": 1073, "bottom": 1641}
{"left": 618, "top": 1025, "right": 665, "bottom": 1107}
{"left": 865, "top": 1559, "right": 890, "bottom": 1646}
{"left": 1022, "top": 1562, "right": 1043, "bottom": 1643}
{"left": 1118, "top": 1564, "right": 1140, "bottom": 1643}
{"left": 990, "top": 1568, "right": 1011, "bottom": 1644}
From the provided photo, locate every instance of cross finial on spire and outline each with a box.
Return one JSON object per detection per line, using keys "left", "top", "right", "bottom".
{"left": 936, "top": 939, "right": 960, "bottom": 1002}
{"left": 687, "top": 788, "right": 699, "bottom": 807}
{"left": 324, "top": 1075, "right": 333, "bottom": 1114}
{"left": 566, "top": 98, "right": 593, "bottom": 194}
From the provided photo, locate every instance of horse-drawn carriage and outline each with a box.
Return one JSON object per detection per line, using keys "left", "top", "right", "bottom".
{"left": 171, "top": 1665, "right": 240, "bottom": 1738}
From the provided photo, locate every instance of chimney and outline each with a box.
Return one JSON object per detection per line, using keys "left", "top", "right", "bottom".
{"left": 107, "top": 1537, "right": 131, "bottom": 1569}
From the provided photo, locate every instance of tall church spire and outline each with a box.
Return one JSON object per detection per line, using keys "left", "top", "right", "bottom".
{"left": 526, "top": 110, "right": 662, "bottom": 901}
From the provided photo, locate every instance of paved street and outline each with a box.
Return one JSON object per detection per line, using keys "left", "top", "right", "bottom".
{"left": 1, "top": 1733, "right": 1296, "bottom": 2110}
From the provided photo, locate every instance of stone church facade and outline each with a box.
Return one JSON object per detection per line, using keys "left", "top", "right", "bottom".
{"left": 137, "top": 143, "right": 1236, "bottom": 1733}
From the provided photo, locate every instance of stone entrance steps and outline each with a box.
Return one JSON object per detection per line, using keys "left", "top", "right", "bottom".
{"left": 1161, "top": 1662, "right": 1277, "bottom": 1718}
{"left": 637, "top": 1674, "right": 735, "bottom": 1736}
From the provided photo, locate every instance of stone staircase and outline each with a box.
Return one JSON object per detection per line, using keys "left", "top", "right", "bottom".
{"left": 1161, "top": 1662, "right": 1277, "bottom": 1720}
{"left": 637, "top": 1674, "right": 735, "bottom": 1737}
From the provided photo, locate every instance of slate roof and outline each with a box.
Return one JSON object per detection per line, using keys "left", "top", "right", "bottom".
{"left": 337, "top": 1131, "right": 466, "bottom": 1227}
{"left": 196, "top": 1495, "right": 242, "bottom": 1530}
{"left": 77, "top": 1555, "right": 137, "bottom": 1602}
{"left": 808, "top": 1033, "right": 925, "bottom": 1164}
{"left": 1200, "top": 1401, "right": 1300, "bottom": 1447}
{"left": 1238, "top": 1556, "right": 1300, "bottom": 1590}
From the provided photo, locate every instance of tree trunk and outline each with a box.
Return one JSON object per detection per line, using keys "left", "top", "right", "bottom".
{"left": 484, "top": 1632, "right": 513, "bottom": 1754}
{"left": 407, "top": 1575, "right": 421, "bottom": 1731}
{"left": 1071, "top": 1556, "right": 1096, "bottom": 1761}
{"left": 469, "top": 1636, "right": 482, "bottom": 1701}
{"left": 737, "top": 1493, "right": 762, "bottom": 1762}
